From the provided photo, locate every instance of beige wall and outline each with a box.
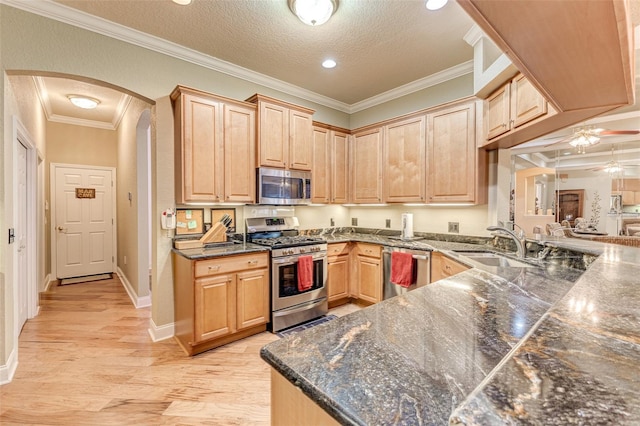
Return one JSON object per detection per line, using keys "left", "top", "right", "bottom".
{"left": 46, "top": 122, "right": 117, "bottom": 168}
{"left": 116, "top": 98, "right": 152, "bottom": 299}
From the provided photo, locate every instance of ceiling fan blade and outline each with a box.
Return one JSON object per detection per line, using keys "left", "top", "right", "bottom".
{"left": 598, "top": 130, "right": 640, "bottom": 136}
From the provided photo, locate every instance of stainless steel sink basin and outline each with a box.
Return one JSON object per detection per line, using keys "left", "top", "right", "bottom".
{"left": 454, "top": 251, "right": 536, "bottom": 268}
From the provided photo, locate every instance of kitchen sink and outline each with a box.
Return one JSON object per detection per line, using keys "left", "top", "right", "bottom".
{"left": 454, "top": 251, "right": 537, "bottom": 268}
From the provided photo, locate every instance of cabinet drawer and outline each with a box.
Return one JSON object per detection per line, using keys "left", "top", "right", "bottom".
{"left": 355, "top": 243, "right": 382, "bottom": 258}
{"left": 195, "top": 253, "right": 268, "bottom": 278}
{"left": 327, "top": 242, "right": 350, "bottom": 256}
{"left": 439, "top": 256, "right": 468, "bottom": 278}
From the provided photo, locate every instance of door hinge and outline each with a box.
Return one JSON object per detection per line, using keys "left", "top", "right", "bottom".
{"left": 112, "top": 256, "right": 114, "bottom": 263}
{"left": 112, "top": 218, "right": 114, "bottom": 225}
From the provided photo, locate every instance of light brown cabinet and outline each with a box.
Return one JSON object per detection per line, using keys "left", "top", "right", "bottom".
{"left": 351, "top": 127, "right": 383, "bottom": 204}
{"left": 172, "top": 86, "right": 256, "bottom": 204}
{"left": 247, "top": 94, "right": 314, "bottom": 171}
{"left": 172, "top": 251, "right": 269, "bottom": 356}
{"left": 484, "top": 73, "right": 553, "bottom": 143}
{"left": 383, "top": 115, "right": 426, "bottom": 203}
{"left": 312, "top": 125, "right": 350, "bottom": 204}
{"left": 353, "top": 243, "right": 383, "bottom": 304}
{"left": 430, "top": 252, "right": 469, "bottom": 282}
{"left": 327, "top": 242, "right": 350, "bottom": 307}
{"left": 427, "top": 100, "right": 486, "bottom": 204}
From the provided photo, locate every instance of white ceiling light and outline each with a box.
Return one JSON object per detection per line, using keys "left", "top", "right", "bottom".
{"left": 172, "top": 0, "right": 192, "bottom": 5}
{"left": 67, "top": 95, "right": 100, "bottom": 109}
{"left": 322, "top": 59, "right": 337, "bottom": 68}
{"left": 426, "top": 0, "right": 448, "bottom": 11}
{"left": 288, "top": 0, "right": 338, "bottom": 26}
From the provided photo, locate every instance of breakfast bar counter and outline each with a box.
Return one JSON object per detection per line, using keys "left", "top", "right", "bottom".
{"left": 260, "top": 238, "right": 640, "bottom": 424}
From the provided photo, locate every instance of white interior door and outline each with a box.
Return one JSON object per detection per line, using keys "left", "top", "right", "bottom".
{"left": 17, "top": 141, "right": 28, "bottom": 331}
{"left": 55, "top": 166, "right": 115, "bottom": 279}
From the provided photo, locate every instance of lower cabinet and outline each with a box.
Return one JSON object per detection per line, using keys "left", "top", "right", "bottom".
{"left": 327, "top": 243, "right": 350, "bottom": 307}
{"left": 173, "top": 251, "right": 269, "bottom": 356}
{"left": 430, "top": 252, "right": 469, "bottom": 282}
{"left": 353, "top": 243, "right": 383, "bottom": 304}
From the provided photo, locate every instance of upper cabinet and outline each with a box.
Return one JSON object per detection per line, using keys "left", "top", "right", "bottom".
{"left": 484, "top": 73, "right": 554, "bottom": 144}
{"left": 383, "top": 115, "right": 426, "bottom": 203}
{"left": 427, "top": 99, "right": 487, "bottom": 204}
{"left": 247, "top": 94, "right": 314, "bottom": 171}
{"left": 311, "top": 124, "right": 350, "bottom": 204}
{"left": 172, "top": 86, "right": 256, "bottom": 204}
{"left": 351, "top": 127, "right": 383, "bottom": 204}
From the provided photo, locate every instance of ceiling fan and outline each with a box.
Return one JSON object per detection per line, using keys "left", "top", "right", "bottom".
{"left": 545, "top": 125, "right": 640, "bottom": 154}
{"left": 588, "top": 146, "right": 640, "bottom": 176}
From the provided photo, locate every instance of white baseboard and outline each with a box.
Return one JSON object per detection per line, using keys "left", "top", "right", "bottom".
{"left": 42, "top": 273, "right": 53, "bottom": 291}
{"left": 148, "top": 318, "right": 175, "bottom": 342}
{"left": 116, "top": 267, "right": 151, "bottom": 308}
{"left": 0, "top": 348, "right": 18, "bottom": 385}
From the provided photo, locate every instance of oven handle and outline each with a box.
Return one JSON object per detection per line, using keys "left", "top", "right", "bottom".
{"left": 272, "top": 253, "right": 326, "bottom": 265}
{"left": 272, "top": 297, "right": 327, "bottom": 317}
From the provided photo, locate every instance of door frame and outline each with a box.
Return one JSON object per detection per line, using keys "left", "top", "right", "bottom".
{"left": 12, "top": 116, "right": 39, "bottom": 330}
{"left": 50, "top": 163, "right": 117, "bottom": 280}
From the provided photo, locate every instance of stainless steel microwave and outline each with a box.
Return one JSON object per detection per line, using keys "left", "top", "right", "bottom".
{"left": 257, "top": 167, "right": 311, "bottom": 205}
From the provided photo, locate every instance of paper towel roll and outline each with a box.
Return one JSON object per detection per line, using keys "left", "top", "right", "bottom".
{"left": 401, "top": 213, "right": 414, "bottom": 239}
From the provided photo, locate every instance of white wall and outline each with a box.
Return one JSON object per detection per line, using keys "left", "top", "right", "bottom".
{"left": 558, "top": 170, "right": 612, "bottom": 233}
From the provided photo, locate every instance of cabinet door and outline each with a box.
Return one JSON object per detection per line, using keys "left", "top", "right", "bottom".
{"left": 351, "top": 128, "right": 383, "bottom": 203}
{"left": 355, "top": 255, "right": 382, "bottom": 304}
{"left": 511, "top": 74, "right": 547, "bottom": 128}
{"left": 430, "top": 252, "right": 468, "bottom": 282}
{"left": 289, "top": 109, "right": 313, "bottom": 171}
{"left": 427, "top": 102, "right": 477, "bottom": 203}
{"left": 236, "top": 268, "right": 270, "bottom": 330}
{"left": 485, "top": 84, "right": 510, "bottom": 140}
{"left": 327, "top": 254, "right": 350, "bottom": 301}
{"left": 180, "top": 94, "right": 223, "bottom": 202}
{"left": 384, "top": 115, "right": 426, "bottom": 203}
{"left": 311, "top": 126, "right": 331, "bottom": 203}
{"left": 258, "top": 101, "right": 288, "bottom": 168}
{"left": 194, "top": 274, "right": 236, "bottom": 342}
{"left": 224, "top": 103, "right": 256, "bottom": 202}
{"left": 331, "top": 131, "right": 350, "bottom": 204}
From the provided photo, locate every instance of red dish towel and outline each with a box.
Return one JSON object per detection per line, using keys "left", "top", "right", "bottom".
{"left": 391, "top": 251, "right": 414, "bottom": 288}
{"left": 297, "top": 255, "right": 314, "bottom": 292}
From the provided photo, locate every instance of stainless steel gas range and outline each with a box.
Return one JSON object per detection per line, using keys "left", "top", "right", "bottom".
{"left": 246, "top": 214, "right": 328, "bottom": 333}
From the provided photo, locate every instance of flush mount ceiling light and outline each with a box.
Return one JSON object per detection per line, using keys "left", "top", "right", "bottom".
{"left": 172, "top": 0, "right": 192, "bottom": 5}
{"left": 288, "top": 0, "right": 338, "bottom": 26}
{"left": 568, "top": 126, "right": 601, "bottom": 154}
{"left": 67, "top": 95, "right": 100, "bottom": 109}
{"left": 322, "top": 59, "right": 337, "bottom": 68}
{"left": 426, "top": 0, "right": 448, "bottom": 11}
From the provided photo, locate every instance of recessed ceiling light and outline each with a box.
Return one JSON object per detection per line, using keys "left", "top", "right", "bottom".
{"left": 425, "top": 0, "right": 448, "bottom": 11}
{"left": 172, "top": 0, "right": 192, "bottom": 5}
{"left": 322, "top": 59, "right": 337, "bottom": 69}
{"left": 68, "top": 95, "right": 100, "bottom": 109}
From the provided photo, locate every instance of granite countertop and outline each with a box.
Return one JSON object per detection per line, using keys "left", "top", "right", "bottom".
{"left": 172, "top": 242, "right": 268, "bottom": 260}
{"left": 322, "top": 231, "right": 492, "bottom": 253}
{"left": 261, "top": 238, "right": 640, "bottom": 425}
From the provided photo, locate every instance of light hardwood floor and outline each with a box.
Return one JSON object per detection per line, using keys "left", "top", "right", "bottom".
{"left": 0, "top": 275, "right": 360, "bottom": 425}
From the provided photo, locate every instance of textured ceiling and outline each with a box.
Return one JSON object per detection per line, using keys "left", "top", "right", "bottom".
{"left": 53, "top": 0, "right": 475, "bottom": 105}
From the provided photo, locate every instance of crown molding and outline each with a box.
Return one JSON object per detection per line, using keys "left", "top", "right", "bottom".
{"left": 112, "top": 94, "right": 132, "bottom": 129}
{"left": 32, "top": 76, "right": 54, "bottom": 121}
{"left": 3, "top": 0, "right": 473, "bottom": 115}
{"left": 47, "top": 114, "right": 119, "bottom": 130}
{"left": 349, "top": 60, "right": 474, "bottom": 113}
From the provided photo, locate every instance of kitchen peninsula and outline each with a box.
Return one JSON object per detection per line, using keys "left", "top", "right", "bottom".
{"left": 261, "top": 236, "right": 640, "bottom": 424}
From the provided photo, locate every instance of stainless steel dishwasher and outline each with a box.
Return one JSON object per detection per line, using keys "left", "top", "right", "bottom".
{"left": 382, "top": 247, "right": 431, "bottom": 300}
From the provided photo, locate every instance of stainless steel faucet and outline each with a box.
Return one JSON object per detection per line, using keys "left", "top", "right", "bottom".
{"left": 487, "top": 225, "right": 526, "bottom": 258}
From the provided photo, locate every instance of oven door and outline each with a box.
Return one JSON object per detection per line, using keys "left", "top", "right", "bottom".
{"left": 272, "top": 252, "right": 327, "bottom": 311}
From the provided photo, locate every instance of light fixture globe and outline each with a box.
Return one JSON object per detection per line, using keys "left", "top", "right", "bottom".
{"left": 288, "top": 0, "right": 337, "bottom": 26}
{"left": 67, "top": 95, "right": 100, "bottom": 109}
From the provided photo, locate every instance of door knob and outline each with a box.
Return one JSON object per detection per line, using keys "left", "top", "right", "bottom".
{"left": 57, "top": 226, "right": 66, "bottom": 232}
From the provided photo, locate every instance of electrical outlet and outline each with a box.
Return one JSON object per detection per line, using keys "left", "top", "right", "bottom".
{"left": 448, "top": 222, "right": 459, "bottom": 233}
{"left": 385, "top": 219, "right": 391, "bottom": 228}
{"left": 351, "top": 217, "right": 358, "bottom": 226}
{"left": 330, "top": 218, "right": 335, "bottom": 227}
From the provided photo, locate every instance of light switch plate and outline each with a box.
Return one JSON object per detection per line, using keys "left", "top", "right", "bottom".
{"left": 351, "top": 218, "right": 358, "bottom": 226}
{"left": 385, "top": 219, "right": 391, "bottom": 228}
{"left": 448, "top": 222, "right": 459, "bottom": 233}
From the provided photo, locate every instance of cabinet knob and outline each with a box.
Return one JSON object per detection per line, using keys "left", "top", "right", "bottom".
{"left": 248, "top": 259, "right": 259, "bottom": 265}
{"left": 208, "top": 265, "right": 220, "bottom": 271}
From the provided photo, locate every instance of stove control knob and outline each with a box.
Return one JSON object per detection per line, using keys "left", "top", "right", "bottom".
{"left": 299, "top": 248, "right": 306, "bottom": 253}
